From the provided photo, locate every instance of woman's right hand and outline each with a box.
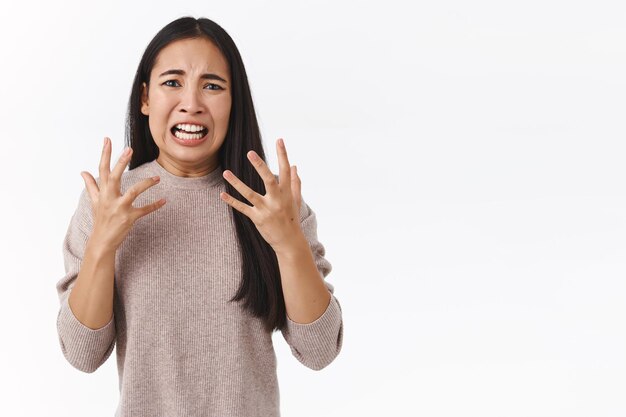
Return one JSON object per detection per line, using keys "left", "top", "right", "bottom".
{"left": 80, "top": 137, "right": 166, "bottom": 251}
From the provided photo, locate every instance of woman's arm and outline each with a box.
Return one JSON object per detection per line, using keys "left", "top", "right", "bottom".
{"left": 68, "top": 234, "right": 116, "bottom": 330}
{"left": 279, "top": 199, "right": 344, "bottom": 371}
{"left": 56, "top": 189, "right": 117, "bottom": 373}
{"left": 275, "top": 232, "right": 332, "bottom": 325}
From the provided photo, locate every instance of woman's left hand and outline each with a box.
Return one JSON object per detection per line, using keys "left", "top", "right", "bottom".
{"left": 220, "top": 138, "right": 303, "bottom": 253}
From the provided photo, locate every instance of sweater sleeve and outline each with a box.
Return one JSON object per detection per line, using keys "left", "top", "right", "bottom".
{"left": 280, "top": 198, "right": 344, "bottom": 371}
{"left": 55, "top": 188, "right": 116, "bottom": 373}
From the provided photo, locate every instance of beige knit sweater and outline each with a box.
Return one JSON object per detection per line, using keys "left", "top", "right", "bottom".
{"left": 55, "top": 159, "right": 344, "bottom": 417}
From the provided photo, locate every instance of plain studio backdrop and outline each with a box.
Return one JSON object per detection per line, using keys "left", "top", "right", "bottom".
{"left": 0, "top": 0, "right": 624, "bottom": 416}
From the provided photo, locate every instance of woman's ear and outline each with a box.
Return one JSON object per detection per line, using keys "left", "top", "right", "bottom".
{"left": 140, "top": 82, "right": 149, "bottom": 115}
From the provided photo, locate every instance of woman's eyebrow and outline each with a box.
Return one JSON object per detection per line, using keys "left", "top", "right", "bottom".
{"left": 158, "top": 69, "right": 228, "bottom": 83}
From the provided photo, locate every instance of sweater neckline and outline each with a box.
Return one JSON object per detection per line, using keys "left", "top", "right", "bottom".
{"left": 145, "top": 159, "right": 224, "bottom": 190}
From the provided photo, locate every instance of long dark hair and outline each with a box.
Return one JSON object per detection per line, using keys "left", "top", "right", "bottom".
{"left": 125, "top": 16, "right": 286, "bottom": 333}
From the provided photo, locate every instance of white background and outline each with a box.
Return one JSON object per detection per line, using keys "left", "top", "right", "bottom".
{"left": 0, "top": 0, "right": 624, "bottom": 416}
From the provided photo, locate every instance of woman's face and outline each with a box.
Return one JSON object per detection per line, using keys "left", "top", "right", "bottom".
{"left": 141, "top": 37, "right": 232, "bottom": 176}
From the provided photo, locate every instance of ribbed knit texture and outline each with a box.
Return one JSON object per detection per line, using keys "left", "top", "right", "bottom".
{"left": 55, "top": 159, "right": 344, "bottom": 417}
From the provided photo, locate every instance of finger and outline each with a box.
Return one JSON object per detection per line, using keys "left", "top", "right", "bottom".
{"left": 80, "top": 171, "right": 100, "bottom": 210}
{"left": 220, "top": 191, "right": 254, "bottom": 218}
{"left": 291, "top": 165, "right": 302, "bottom": 213}
{"left": 276, "top": 138, "right": 292, "bottom": 189}
{"left": 99, "top": 137, "right": 112, "bottom": 185}
{"left": 246, "top": 150, "right": 278, "bottom": 190}
{"left": 222, "top": 170, "right": 262, "bottom": 206}
{"left": 122, "top": 175, "right": 161, "bottom": 206}
{"left": 108, "top": 146, "right": 133, "bottom": 191}
{"left": 132, "top": 196, "right": 167, "bottom": 221}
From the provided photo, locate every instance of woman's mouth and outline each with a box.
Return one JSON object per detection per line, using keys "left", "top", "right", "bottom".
{"left": 170, "top": 124, "right": 209, "bottom": 141}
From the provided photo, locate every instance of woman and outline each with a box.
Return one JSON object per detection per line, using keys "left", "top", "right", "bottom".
{"left": 55, "top": 16, "right": 343, "bottom": 416}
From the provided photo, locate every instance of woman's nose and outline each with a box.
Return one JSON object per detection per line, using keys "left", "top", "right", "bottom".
{"left": 179, "top": 87, "right": 205, "bottom": 113}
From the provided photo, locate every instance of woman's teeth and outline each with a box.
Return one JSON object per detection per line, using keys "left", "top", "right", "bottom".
{"left": 172, "top": 124, "right": 208, "bottom": 140}
{"left": 174, "top": 130, "right": 206, "bottom": 140}
{"left": 175, "top": 123, "right": 205, "bottom": 132}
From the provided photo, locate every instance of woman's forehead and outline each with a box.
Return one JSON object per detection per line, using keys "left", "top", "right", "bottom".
{"left": 153, "top": 38, "right": 229, "bottom": 75}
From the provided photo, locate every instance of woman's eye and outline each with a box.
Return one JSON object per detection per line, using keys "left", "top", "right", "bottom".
{"left": 161, "top": 80, "right": 222, "bottom": 90}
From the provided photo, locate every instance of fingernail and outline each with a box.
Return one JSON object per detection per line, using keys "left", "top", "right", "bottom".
{"left": 123, "top": 147, "right": 131, "bottom": 156}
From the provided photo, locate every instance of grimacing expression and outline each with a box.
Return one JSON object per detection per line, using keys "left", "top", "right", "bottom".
{"left": 140, "top": 37, "right": 232, "bottom": 174}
